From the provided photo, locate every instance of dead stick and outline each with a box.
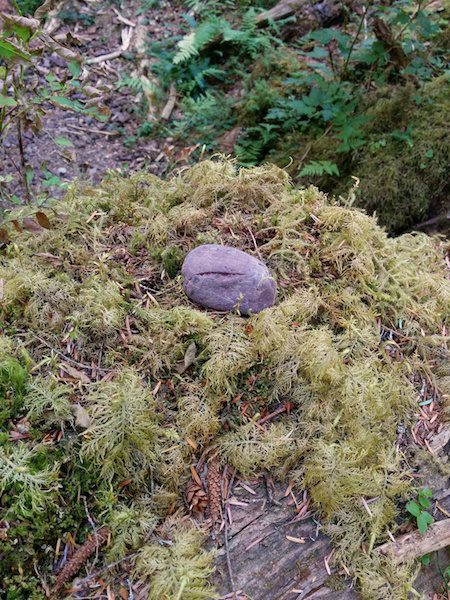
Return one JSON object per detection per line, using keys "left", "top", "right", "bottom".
{"left": 86, "top": 49, "right": 123, "bottom": 65}
{"left": 161, "top": 83, "right": 177, "bottom": 120}
{"left": 377, "top": 518, "right": 450, "bottom": 564}
{"left": 257, "top": 404, "right": 288, "bottom": 426}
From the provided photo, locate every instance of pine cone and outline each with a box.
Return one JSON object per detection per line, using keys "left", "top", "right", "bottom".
{"left": 52, "top": 526, "right": 109, "bottom": 595}
{"left": 207, "top": 455, "right": 222, "bottom": 530}
{"left": 186, "top": 480, "right": 208, "bottom": 513}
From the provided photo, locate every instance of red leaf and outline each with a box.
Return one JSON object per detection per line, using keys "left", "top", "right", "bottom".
{"left": 0, "top": 228, "right": 9, "bottom": 245}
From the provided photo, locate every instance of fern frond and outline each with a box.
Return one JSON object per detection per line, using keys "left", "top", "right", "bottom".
{"left": 299, "top": 160, "right": 340, "bottom": 177}
{"left": 173, "top": 19, "right": 224, "bottom": 65}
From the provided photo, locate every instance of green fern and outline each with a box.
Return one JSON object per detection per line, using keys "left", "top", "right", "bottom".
{"left": 173, "top": 19, "right": 224, "bottom": 65}
{"left": 299, "top": 160, "right": 340, "bottom": 177}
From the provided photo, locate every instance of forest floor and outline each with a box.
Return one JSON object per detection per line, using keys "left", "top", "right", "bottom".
{"left": 0, "top": 1, "right": 449, "bottom": 599}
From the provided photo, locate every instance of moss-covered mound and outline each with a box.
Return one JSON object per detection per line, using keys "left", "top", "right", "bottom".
{"left": 1, "top": 160, "right": 449, "bottom": 599}
{"left": 272, "top": 76, "right": 450, "bottom": 233}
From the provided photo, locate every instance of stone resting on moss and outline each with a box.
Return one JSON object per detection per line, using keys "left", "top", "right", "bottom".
{"left": 182, "top": 244, "right": 277, "bottom": 314}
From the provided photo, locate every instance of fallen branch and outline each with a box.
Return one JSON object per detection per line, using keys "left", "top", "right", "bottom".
{"left": 85, "top": 48, "right": 123, "bottom": 65}
{"left": 85, "top": 27, "right": 133, "bottom": 65}
{"left": 377, "top": 518, "right": 450, "bottom": 564}
{"left": 161, "top": 83, "right": 177, "bottom": 120}
{"left": 256, "top": 0, "right": 307, "bottom": 24}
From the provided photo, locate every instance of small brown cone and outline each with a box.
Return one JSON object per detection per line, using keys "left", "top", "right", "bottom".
{"left": 207, "top": 455, "right": 222, "bottom": 531}
{"left": 52, "top": 526, "right": 109, "bottom": 595}
{"left": 186, "top": 480, "right": 208, "bottom": 513}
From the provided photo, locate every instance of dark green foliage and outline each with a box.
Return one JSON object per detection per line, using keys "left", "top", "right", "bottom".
{"left": 161, "top": 245, "right": 184, "bottom": 278}
{"left": 15, "top": 0, "right": 43, "bottom": 15}
{"left": 141, "top": 0, "right": 448, "bottom": 231}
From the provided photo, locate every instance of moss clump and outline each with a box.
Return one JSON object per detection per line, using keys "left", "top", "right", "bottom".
{"left": 271, "top": 76, "right": 450, "bottom": 232}
{"left": 134, "top": 520, "right": 216, "bottom": 600}
{"left": 0, "top": 159, "right": 449, "bottom": 598}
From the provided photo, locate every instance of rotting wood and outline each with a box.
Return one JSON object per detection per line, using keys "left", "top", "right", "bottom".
{"left": 377, "top": 518, "right": 450, "bottom": 564}
{"left": 161, "top": 83, "right": 177, "bottom": 120}
{"left": 212, "top": 482, "right": 450, "bottom": 599}
{"left": 255, "top": 0, "right": 350, "bottom": 39}
{"left": 255, "top": 0, "right": 308, "bottom": 24}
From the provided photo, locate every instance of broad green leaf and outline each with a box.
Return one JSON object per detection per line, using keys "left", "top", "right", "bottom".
{"left": 68, "top": 60, "right": 82, "bottom": 78}
{"left": 52, "top": 96, "right": 79, "bottom": 109}
{"left": 0, "top": 39, "right": 32, "bottom": 64}
{"left": 0, "top": 94, "right": 17, "bottom": 107}
{"left": 0, "top": 15, "right": 39, "bottom": 42}
{"left": 406, "top": 501, "right": 421, "bottom": 517}
{"left": 417, "top": 511, "right": 433, "bottom": 534}
{"left": 25, "top": 165, "right": 34, "bottom": 187}
{"left": 418, "top": 495, "right": 431, "bottom": 509}
{"left": 55, "top": 136, "right": 74, "bottom": 148}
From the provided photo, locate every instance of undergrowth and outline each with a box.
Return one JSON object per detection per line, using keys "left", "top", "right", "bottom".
{"left": 0, "top": 159, "right": 449, "bottom": 599}
{"left": 129, "top": 0, "right": 449, "bottom": 232}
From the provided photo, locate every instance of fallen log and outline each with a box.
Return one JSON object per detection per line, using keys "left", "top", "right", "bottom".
{"left": 256, "top": 0, "right": 352, "bottom": 39}
{"left": 255, "top": 0, "right": 308, "bottom": 24}
{"left": 377, "top": 518, "right": 450, "bottom": 564}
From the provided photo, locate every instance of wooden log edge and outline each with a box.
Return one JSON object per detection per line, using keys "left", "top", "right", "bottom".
{"left": 377, "top": 518, "right": 450, "bottom": 564}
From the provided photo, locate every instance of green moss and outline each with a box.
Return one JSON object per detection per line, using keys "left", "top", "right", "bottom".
{"left": 272, "top": 77, "right": 450, "bottom": 233}
{"left": 161, "top": 246, "right": 184, "bottom": 278}
{"left": 0, "top": 159, "right": 449, "bottom": 598}
{"left": 134, "top": 521, "right": 216, "bottom": 600}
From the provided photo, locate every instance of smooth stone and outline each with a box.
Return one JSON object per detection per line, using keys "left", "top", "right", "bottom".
{"left": 182, "top": 244, "right": 276, "bottom": 315}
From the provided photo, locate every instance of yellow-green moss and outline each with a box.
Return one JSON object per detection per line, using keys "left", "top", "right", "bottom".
{"left": 1, "top": 159, "right": 449, "bottom": 599}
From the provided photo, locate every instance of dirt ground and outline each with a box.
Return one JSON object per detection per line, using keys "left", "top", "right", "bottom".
{"left": 0, "top": 0, "right": 188, "bottom": 205}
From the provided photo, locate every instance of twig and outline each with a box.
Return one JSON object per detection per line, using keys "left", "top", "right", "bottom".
{"left": 82, "top": 496, "right": 100, "bottom": 567}
{"left": 161, "top": 83, "right": 177, "bottom": 120}
{"left": 31, "top": 334, "right": 116, "bottom": 373}
{"left": 224, "top": 470, "right": 237, "bottom": 597}
{"left": 257, "top": 404, "right": 288, "bottom": 426}
{"left": 246, "top": 226, "right": 263, "bottom": 260}
{"left": 86, "top": 48, "right": 123, "bottom": 65}
{"left": 377, "top": 518, "right": 450, "bottom": 563}
{"left": 112, "top": 7, "right": 136, "bottom": 27}
{"left": 342, "top": 2, "right": 372, "bottom": 76}
{"left": 65, "top": 123, "right": 120, "bottom": 137}
{"left": 17, "top": 117, "right": 31, "bottom": 202}
{"left": 86, "top": 27, "right": 133, "bottom": 64}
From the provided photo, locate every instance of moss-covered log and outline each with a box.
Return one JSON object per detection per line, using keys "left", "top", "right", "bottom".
{"left": 0, "top": 160, "right": 449, "bottom": 598}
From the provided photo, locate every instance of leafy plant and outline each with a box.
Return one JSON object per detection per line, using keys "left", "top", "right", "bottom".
{"left": 406, "top": 487, "right": 434, "bottom": 534}
{"left": 299, "top": 160, "right": 340, "bottom": 177}
{"left": 0, "top": 8, "right": 108, "bottom": 208}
